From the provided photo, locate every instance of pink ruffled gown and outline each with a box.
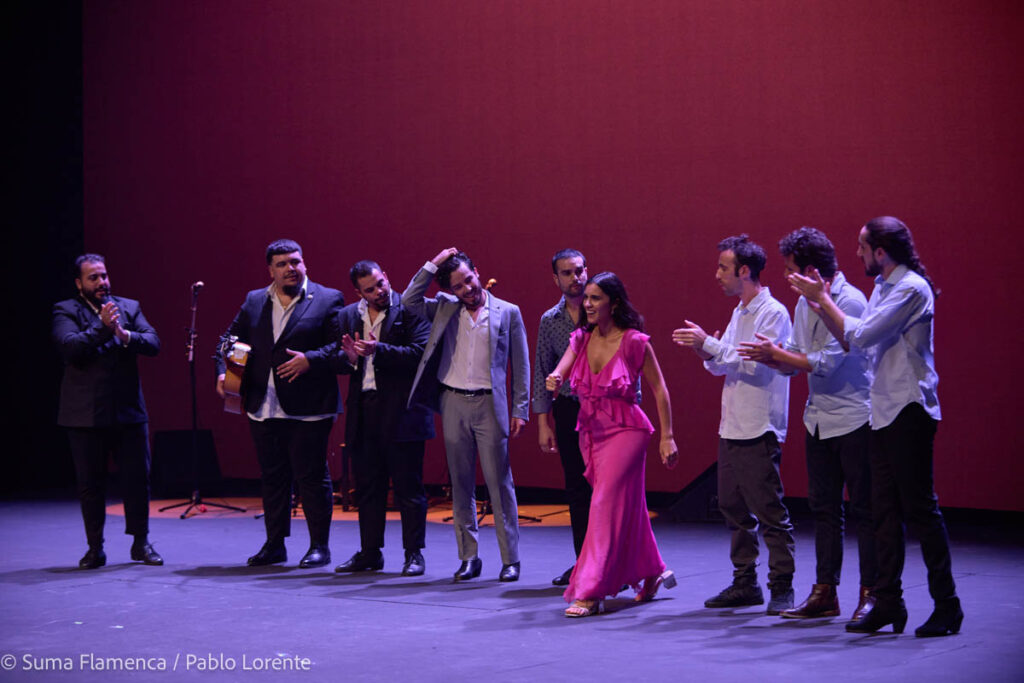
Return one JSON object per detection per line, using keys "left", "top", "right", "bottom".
{"left": 563, "top": 328, "right": 667, "bottom": 603}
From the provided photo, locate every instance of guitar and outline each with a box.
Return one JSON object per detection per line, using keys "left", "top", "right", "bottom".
{"left": 218, "top": 334, "right": 251, "bottom": 414}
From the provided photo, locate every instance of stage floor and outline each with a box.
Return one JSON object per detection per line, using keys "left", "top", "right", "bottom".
{"left": 0, "top": 498, "right": 1021, "bottom": 682}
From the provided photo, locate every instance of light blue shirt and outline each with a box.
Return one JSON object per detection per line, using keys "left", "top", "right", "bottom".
{"left": 703, "top": 287, "right": 791, "bottom": 442}
{"left": 843, "top": 265, "right": 940, "bottom": 429}
{"left": 784, "top": 272, "right": 871, "bottom": 439}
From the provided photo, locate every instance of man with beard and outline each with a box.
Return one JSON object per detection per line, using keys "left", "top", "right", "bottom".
{"left": 332, "top": 260, "right": 434, "bottom": 577}
{"left": 738, "top": 227, "right": 876, "bottom": 622}
{"left": 788, "top": 217, "right": 961, "bottom": 637}
{"left": 532, "top": 249, "right": 591, "bottom": 586}
{"left": 53, "top": 254, "right": 163, "bottom": 569}
{"left": 216, "top": 239, "right": 344, "bottom": 569}
{"left": 404, "top": 248, "right": 530, "bottom": 582}
{"left": 672, "top": 234, "right": 796, "bottom": 615}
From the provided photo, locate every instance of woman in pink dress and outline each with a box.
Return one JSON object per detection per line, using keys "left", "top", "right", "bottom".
{"left": 546, "top": 272, "right": 679, "bottom": 618}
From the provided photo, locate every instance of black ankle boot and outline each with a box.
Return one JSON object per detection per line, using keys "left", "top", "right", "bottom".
{"left": 915, "top": 597, "right": 963, "bottom": 637}
{"left": 846, "top": 598, "right": 907, "bottom": 634}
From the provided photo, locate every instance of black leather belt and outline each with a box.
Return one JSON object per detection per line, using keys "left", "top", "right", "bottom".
{"left": 441, "top": 384, "right": 492, "bottom": 397}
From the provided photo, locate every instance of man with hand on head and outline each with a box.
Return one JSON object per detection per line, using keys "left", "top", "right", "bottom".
{"left": 404, "top": 248, "right": 530, "bottom": 582}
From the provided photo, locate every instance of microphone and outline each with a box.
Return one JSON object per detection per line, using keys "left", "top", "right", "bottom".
{"left": 192, "top": 281, "right": 205, "bottom": 294}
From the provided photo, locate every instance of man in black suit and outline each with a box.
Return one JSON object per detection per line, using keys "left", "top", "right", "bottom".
{"left": 215, "top": 239, "right": 344, "bottom": 568}
{"left": 53, "top": 254, "right": 163, "bottom": 569}
{"left": 332, "top": 261, "right": 434, "bottom": 577}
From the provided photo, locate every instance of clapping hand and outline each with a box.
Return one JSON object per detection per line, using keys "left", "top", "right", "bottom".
{"left": 738, "top": 333, "right": 781, "bottom": 368}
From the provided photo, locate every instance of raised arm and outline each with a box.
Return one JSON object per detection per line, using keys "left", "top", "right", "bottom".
{"left": 401, "top": 248, "right": 458, "bottom": 322}
{"left": 788, "top": 269, "right": 847, "bottom": 348}
{"left": 843, "top": 280, "right": 930, "bottom": 351}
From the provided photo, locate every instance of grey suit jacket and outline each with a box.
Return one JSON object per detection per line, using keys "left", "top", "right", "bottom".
{"left": 403, "top": 266, "right": 529, "bottom": 438}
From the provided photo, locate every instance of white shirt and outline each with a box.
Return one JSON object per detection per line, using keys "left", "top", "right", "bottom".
{"left": 249, "top": 278, "right": 335, "bottom": 422}
{"left": 843, "top": 265, "right": 940, "bottom": 429}
{"left": 784, "top": 272, "right": 872, "bottom": 439}
{"left": 437, "top": 292, "right": 492, "bottom": 391}
{"left": 702, "top": 287, "right": 791, "bottom": 442}
{"left": 357, "top": 298, "right": 387, "bottom": 392}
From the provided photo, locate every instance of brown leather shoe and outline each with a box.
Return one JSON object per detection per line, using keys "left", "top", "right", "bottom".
{"left": 779, "top": 583, "right": 839, "bottom": 619}
{"left": 851, "top": 586, "right": 875, "bottom": 622}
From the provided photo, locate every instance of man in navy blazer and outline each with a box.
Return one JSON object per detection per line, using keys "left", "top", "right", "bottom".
{"left": 53, "top": 254, "right": 163, "bottom": 569}
{"left": 332, "top": 261, "right": 435, "bottom": 577}
{"left": 404, "top": 248, "right": 530, "bottom": 582}
{"left": 215, "top": 239, "right": 344, "bottom": 569}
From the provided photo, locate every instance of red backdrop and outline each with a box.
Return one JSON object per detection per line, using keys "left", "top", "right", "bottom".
{"left": 81, "top": 0, "right": 1023, "bottom": 510}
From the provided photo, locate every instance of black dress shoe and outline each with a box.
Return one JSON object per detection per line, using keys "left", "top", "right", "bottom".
{"left": 552, "top": 565, "right": 574, "bottom": 586}
{"left": 915, "top": 597, "right": 963, "bottom": 637}
{"left": 402, "top": 550, "right": 425, "bottom": 577}
{"left": 846, "top": 598, "right": 908, "bottom": 634}
{"left": 453, "top": 557, "right": 482, "bottom": 581}
{"left": 334, "top": 549, "right": 384, "bottom": 573}
{"left": 298, "top": 546, "right": 331, "bottom": 568}
{"left": 499, "top": 561, "right": 521, "bottom": 582}
{"left": 79, "top": 547, "right": 106, "bottom": 570}
{"left": 130, "top": 542, "right": 164, "bottom": 566}
{"left": 247, "top": 542, "right": 287, "bottom": 567}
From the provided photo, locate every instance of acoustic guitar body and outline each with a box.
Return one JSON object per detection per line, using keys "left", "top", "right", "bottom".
{"left": 221, "top": 340, "right": 251, "bottom": 414}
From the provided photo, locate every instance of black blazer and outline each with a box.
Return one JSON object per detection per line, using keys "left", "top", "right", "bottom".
{"left": 52, "top": 295, "right": 161, "bottom": 427}
{"left": 333, "top": 291, "right": 435, "bottom": 444}
{"left": 215, "top": 281, "right": 344, "bottom": 417}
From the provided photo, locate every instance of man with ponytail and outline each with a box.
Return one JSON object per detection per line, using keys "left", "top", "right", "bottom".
{"left": 788, "top": 216, "right": 962, "bottom": 638}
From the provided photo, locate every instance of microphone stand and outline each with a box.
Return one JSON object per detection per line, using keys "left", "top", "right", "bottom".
{"left": 160, "top": 281, "right": 245, "bottom": 518}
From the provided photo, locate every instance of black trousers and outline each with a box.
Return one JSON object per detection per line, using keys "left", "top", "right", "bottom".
{"left": 248, "top": 417, "right": 334, "bottom": 547}
{"left": 806, "top": 422, "right": 876, "bottom": 587}
{"left": 351, "top": 392, "right": 427, "bottom": 551}
{"left": 552, "top": 395, "right": 591, "bottom": 557}
{"left": 870, "top": 403, "right": 956, "bottom": 605}
{"left": 67, "top": 423, "right": 151, "bottom": 547}
{"left": 717, "top": 432, "right": 795, "bottom": 590}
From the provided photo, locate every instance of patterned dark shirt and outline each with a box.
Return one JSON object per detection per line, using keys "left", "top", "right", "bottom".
{"left": 532, "top": 297, "right": 641, "bottom": 414}
{"left": 532, "top": 297, "right": 580, "bottom": 414}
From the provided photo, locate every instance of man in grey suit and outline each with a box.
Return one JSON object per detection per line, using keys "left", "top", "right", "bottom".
{"left": 404, "top": 248, "right": 530, "bottom": 582}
